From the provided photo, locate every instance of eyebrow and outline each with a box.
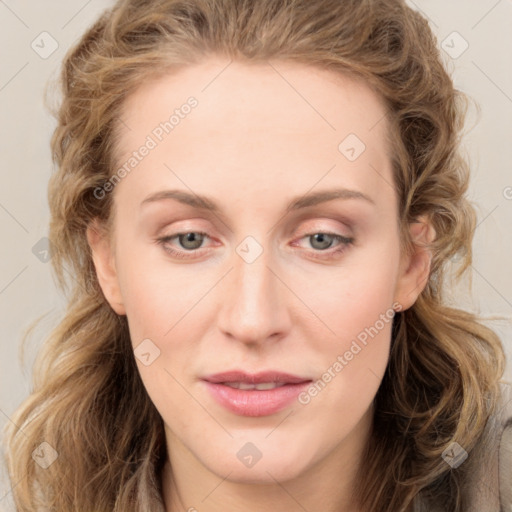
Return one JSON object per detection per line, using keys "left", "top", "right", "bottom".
{"left": 140, "top": 188, "right": 375, "bottom": 213}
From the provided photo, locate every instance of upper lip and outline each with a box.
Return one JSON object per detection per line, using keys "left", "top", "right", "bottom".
{"left": 203, "top": 370, "right": 311, "bottom": 385}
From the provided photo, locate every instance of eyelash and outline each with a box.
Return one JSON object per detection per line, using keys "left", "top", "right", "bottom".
{"left": 156, "top": 230, "right": 354, "bottom": 261}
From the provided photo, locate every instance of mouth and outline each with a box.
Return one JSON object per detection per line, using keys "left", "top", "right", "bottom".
{"left": 203, "top": 370, "right": 311, "bottom": 385}
{"left": 202, "top": 370, "right": 313, "bottom": 417}
{"left": 219, "top": 381, "right": 288, "bottom": 390}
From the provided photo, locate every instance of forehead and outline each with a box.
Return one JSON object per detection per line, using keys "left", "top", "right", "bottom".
{"left": 112, "top": 57, "right": 393, "bottom": 212}
{"left": 118, "top": 57, "right": 388, "bottom": 142}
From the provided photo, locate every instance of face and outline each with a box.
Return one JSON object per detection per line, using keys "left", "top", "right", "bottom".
{"left": 88, "top": 57, "right": 431, "bottom": 489}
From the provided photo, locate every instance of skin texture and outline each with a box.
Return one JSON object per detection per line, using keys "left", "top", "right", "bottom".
{"left": 87, "top": 57, "right": 434, "bottom": 512}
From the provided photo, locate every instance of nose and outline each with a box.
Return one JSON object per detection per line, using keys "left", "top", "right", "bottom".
{"left": 216, "top": 243, "right": 292, "bottom": 346}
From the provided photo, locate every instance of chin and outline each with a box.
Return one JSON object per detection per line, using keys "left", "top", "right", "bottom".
{"left": 199, "top": 440, "right": 318, "bottom": 484}
{"left": 209, "top": 460, "right": 309, "bottom": 485}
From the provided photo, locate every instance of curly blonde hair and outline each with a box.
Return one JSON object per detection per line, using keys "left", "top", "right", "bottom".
{"left": 2, "top": 0, "right": 506, "bottom": 511}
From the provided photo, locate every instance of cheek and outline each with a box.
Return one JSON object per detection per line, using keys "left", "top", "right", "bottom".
{"left": 307, "top": 272, "right": 396, "bottom": 381}
{"left": 296, "top": 242, "right": 400, "bottom": 399}
{"left": 296, "top": 271, "right": 396, "bottom": 433}
{"left": 114, "top": 235, "right": 201, "bottom": 341}
{"left": 302, "top": 249, "right": 400, "bottom": 340}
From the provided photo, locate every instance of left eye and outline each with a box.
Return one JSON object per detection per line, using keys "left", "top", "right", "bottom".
{"left": 300, "top": 232, "right": 351, "bottom": 251}
{"left": 171, "top": 232, "right": 207, "bottom": 250}
{"left": 290, "top": 232, "right": 354, "bottom": 260}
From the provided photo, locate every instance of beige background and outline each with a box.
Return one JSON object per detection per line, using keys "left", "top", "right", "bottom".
{"left": 1, "top": 0, "right": 511, "bottom": 509}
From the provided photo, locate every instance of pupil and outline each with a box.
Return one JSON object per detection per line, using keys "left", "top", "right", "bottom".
{"left": 312, "top": 233, "right": 332, "bottom": 250}
{"left": 181, "top": 233, "right": 202, "bottom": 249}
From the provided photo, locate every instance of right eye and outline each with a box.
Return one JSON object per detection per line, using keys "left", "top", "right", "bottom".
{"left": 156, "top": 231, "right": 212, "bottom": 259}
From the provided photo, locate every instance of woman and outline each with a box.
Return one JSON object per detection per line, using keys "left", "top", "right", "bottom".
{"left": 3, "top": 0, "right": 511, "bottom": 510}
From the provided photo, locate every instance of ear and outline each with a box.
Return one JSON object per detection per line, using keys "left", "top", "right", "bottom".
{"left": 86, "top": 218, "right": 126, "bottom": 315}
{"left": 393, "top": 215, "right": 436, "bottom": 311}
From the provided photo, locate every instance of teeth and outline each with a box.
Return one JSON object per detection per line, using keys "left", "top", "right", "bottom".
{"left": 222, "top": 382, "right": 286, "bottom": 390}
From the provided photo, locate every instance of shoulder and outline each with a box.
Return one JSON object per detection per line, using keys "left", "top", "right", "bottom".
{"left": 498, "top": 381, "right": 512, "bottom": 509}
{"left": 414, "top": 381, "right": 512, "bottom": 512}
{"left": 470, "top": 380, "right": 512, "bottom": 511}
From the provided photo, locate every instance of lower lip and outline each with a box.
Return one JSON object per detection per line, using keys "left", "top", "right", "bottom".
{"left": 203, "top": 381, "right": 311, "bottom": 417}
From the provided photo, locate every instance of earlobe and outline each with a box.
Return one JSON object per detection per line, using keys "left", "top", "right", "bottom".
{"left": 86, "top": 219, "right": 126, "bottom": 315}
{"left": 393, "top": 216, "right": 436, "bottom": 311}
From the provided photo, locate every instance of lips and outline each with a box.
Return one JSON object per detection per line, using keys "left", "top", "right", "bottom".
{"left": 202, "top": 370, "right": 312, "bottom": 417}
